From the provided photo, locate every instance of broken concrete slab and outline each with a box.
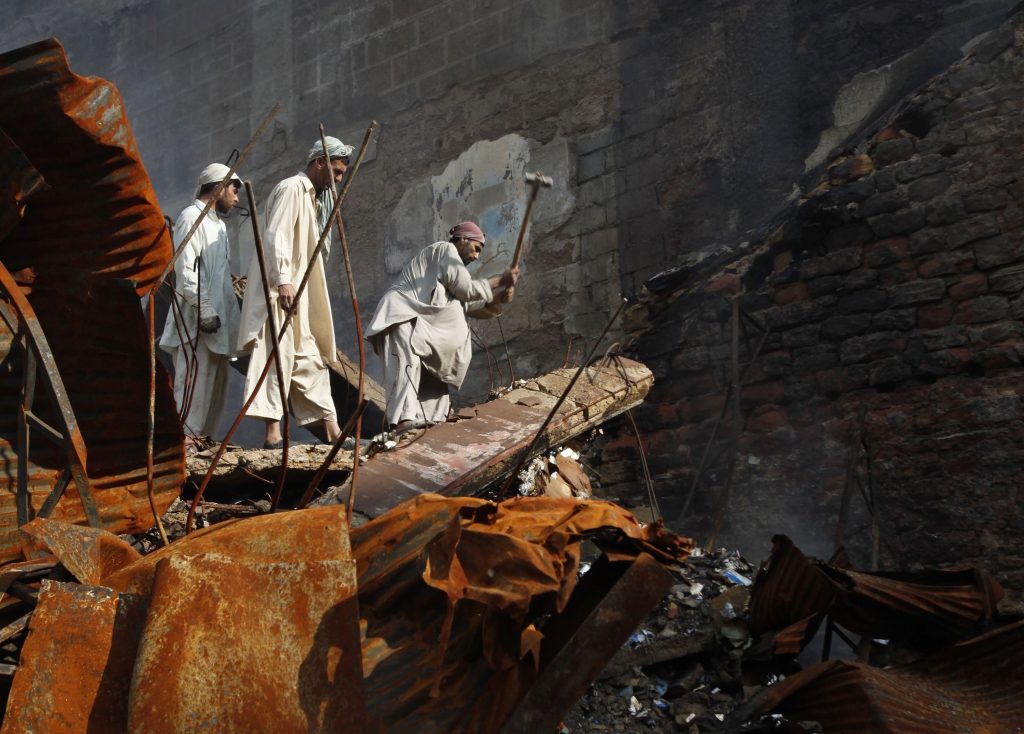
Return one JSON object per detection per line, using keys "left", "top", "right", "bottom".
{"left": 184, "top": 443, "right": 355, "bottom": 492}
{"left": 330, "top": 356, "right": 652, "bottom": 518}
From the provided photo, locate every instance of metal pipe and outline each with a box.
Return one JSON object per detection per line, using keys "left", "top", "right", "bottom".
{"left": 707, "top": 296, "right": 742, "bottom": 551}
{"left": 296, "top": 399, "right": 368, "bottom": 510}
{"left": 243, "top": 181, "right": 291, "bottom": 510}
{"left": 146, "top": 292, "right": 169, "bottom": 546}
{"left": 337, "top": 217, "right": 365, "bottom": 526}
{"left": 624, "top": 408, "right": 660, "bottom": 522}
{"left": 679, "top": 303, "right": 771, "bottom": 521}
{"left": 317, "top": 125, "right": 367, "bottom": 524}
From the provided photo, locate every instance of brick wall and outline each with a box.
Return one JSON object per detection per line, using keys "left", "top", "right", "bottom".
{"left": 612, "top": 15, "right": 1024, "bottom": 586}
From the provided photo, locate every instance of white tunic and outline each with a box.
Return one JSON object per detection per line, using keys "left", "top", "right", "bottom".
{"left": 237, "top": 173, "right": 339, "bottom": 425}
{"left": 365, "top": 241, "right": 494, "bottom": 389}
{"left": 237, "top": 173, "right": 336, "bottom": 363}
{"left": 159, "top": 200, "right": 240, "bottom": 356}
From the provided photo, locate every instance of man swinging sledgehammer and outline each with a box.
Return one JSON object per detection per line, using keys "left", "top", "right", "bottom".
{"left": 365, "top": 221, "right": 519, "bottom": 434}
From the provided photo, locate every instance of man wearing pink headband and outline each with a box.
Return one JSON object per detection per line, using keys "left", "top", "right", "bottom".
{"left": 366, "top": 221, "right": 519, "bottom": 433}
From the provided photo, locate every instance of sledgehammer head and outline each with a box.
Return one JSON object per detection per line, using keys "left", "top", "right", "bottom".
{"left": 525, "top": 171, "right": 553, "bottom": 188}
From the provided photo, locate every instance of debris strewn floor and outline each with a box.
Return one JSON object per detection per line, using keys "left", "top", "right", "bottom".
{"left": 560, "top": 536, "right": 1024, "bottom": 734}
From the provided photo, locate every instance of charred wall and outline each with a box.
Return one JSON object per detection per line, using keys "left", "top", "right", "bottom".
{"left": 0, "top": 1, "right": 1017, "bottom": 444}
{"left": 2, "top": 2, "right": 1023, "bottom": 576}
{"left": 611, "top": 15, "right": 1024, "bottom": 587}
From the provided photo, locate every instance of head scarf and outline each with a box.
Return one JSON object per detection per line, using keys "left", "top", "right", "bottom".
{"left": 306, "top": 137, "right": 353, "bottom": 261}
{"left": 195, "top": 162, "right": 241, "bottom": 198}
{"left": 306, "top": 136, "right": 353, "bottom": 163}
{"left": 449, "top": 221, "right": 486, "bottom": 243}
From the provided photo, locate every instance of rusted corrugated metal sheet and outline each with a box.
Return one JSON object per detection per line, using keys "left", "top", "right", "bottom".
{"left": 748, "top": 535, "right": 837, "bottom": 654}
{"left": 749, "top": 534, "right": 1004, "bottom": 655}
{"left": 6, "top": 496, "right": 692, "bottom": 732}
{"left": 735, "top": 620, "right": 1024, "bottom": 733}
{"left": 824, "top": 565, "right": 1003, "bottom": 644}
{"left": 0, "top": 38, "right": 172, "bottom": 292}
{"left": 0, "top": 38, "right": 182, "bottom": 561}
{"left": 351, "top": 494, "right": 690, "bottom": 732}
{"left": 129, "top": 554, "right": 364, "bottom": 732}
{"left": 348, "top": 358, "right": 654, "bottom": 517}
{"left": 19, "top": 516, "right": 140, "bottom": 585}
{"left": 1, "top": 581, "right": 148, "bottom": 734}
{"left": 7, "top": 507, "right": 364, "bottom": 733}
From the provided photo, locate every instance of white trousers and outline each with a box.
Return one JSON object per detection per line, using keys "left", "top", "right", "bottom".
{"left": 172, "top": 340, "right": 228, "bottom": 438}
{"left": 244, "top": 301, "right": 336, "bottom": 426}
{"left": 380, "top": 320, "right": 450, "bottom": 427}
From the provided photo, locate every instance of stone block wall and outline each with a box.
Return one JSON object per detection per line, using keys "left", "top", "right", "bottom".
{"left": 0, "top": 0, "right": 1019, "bottom": 448}
{"left": 612, "top": 17, "right": 1024, "bottom": 586}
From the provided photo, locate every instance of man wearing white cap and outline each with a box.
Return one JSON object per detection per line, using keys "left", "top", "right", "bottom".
{"left": 237, "top": 136, "right": 351, "bottom": 448}
{"left": 160, "top": 163, "right": 243, "bottom": 453}
{"left": 366, "top": 221, "right": 518, "bottom": 433}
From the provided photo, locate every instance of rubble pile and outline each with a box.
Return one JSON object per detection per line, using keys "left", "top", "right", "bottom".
{"left": 565, "top": 548, "right": 758, "bottom": 733}
{"left": 564, "top": 534, "right": 1024, "bottom": 734}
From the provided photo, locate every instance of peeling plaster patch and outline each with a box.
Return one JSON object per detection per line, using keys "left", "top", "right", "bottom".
{"left": 384, "top": 133, "right": 575, "bottom": 279}
{"left": 834, "top": 66, "right": 892, "bottom": 128}
{"left": 805, "top": 64, "right": 893, "bottom": 171}
{"left": 433, "top": 134, "right": 531, "bottom": 281}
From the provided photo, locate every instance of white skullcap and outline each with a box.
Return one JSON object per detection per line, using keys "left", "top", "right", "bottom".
{"left": 195, "top": 163, "right": 241, "bottom": 197}
{"left": 306, "top": 136, "right": 353, "bottom": 163}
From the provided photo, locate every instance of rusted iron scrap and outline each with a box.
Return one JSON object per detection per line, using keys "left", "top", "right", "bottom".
{"left": 2, "top": 494, "right": 693, "bottom": 732}
{"left": 0, "top": 38, "right": 183, "bottom": 563}
{"left": 734, "top": 620, "right": 1024, "bottom": 733}
{"left": 0, "top": 38, "right": 174, "bottom": 291}
{"left": 749, "top": 534, "right": 1004, "bottom": 656}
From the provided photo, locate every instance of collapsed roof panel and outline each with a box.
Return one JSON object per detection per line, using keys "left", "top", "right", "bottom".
{"left": 0, "top": 38, "right": 182, "bottom": 563}
{"left": 749, "top": 534, "right": 1004, "bottom": 655}
{"left": 737, "top": 620, "right": 1024, "bottom": 733}
{"left": 0, "top": 38, "right": 172, "bottom": 293}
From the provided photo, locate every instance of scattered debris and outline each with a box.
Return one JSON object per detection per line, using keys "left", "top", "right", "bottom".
{"left": 564, "top": 548, "right": 757, "bottom": 732}
{"left": 562, "top": 537, "right": 1023, "bottom": 734}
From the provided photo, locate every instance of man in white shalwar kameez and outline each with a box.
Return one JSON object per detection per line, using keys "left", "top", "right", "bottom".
{"left": 237, "top": 137, "right": 351, "bottom": 448}
{"left": 159, "top": 163, "right": 243, "bottom": 453}
{"left": 366, "top": 221, "right": 519, "bottom": 432}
